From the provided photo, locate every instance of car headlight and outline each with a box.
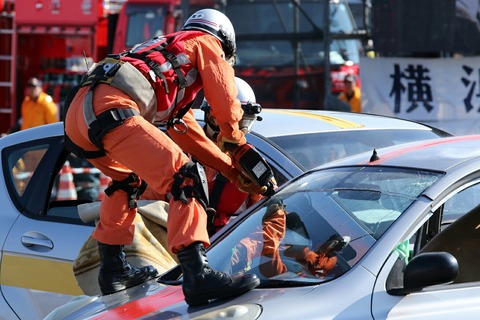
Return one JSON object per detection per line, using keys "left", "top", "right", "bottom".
{"left": 192, "top": 303, "right": 262, "bottom": 320}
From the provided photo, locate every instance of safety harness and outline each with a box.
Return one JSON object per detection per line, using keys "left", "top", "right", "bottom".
{"left": 63, "top": 57, "right": 154, "bottom": 159}
{"left": 64, "top": 35, "right": 193, "bottom": 160}
{"left": 127, "top": 36, "right": 187, "bottom": 95}
{"left": 105, "top": 173, "right": 147, "bottom": 209}
{"left": 63, "top": 36, "right": 195, "bottom": 207}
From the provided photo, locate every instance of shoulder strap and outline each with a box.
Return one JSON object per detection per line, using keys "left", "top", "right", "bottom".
{"left": 125, "top": 36, "right": 187, "bottom": 93}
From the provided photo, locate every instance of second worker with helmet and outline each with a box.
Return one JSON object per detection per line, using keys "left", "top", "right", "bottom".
{"left": 64, "top": 8, "right": 269, "bottom": 306}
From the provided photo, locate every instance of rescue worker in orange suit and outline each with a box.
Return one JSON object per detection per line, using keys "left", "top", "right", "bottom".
{"left": 63, "top": 9, "right": 266, "bottom": 306}
{"left": 194, "top": 76, "right": 265, "bottom": 236}
{"left": 19, "top": 77, "right": 58, "bottom": 131}
{"left": 338, "top": 74, "right": 362, "bottom": 113}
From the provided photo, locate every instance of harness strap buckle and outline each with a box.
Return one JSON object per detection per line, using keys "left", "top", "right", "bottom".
{"left": 166, "top": 118, "right": 188, "bottom": 134}
{"left": 89, "top": 108, "right": 140, "bottom": 150}
{"left": 105, "top": 173, "right": 147, "bottom": 209}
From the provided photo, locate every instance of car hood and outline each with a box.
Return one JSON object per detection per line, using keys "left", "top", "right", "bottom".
{"left": 46, "top": 266, "right": 375, "bottom": 320}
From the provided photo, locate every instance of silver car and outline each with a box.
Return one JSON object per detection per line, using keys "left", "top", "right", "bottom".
{"left": 0, "top": 109, "right": 449, "bottom": 319}
{"left": 48, "top": 134, "right": 480, "bottom": 319}
{"left": 193, "top": 108, "right": 451, "bottom": 186}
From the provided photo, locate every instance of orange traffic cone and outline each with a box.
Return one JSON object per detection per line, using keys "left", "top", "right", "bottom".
{"left": 57, "top": 161, "right": 77, "bottom": 200}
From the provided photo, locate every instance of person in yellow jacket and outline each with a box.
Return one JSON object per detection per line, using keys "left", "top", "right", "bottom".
{"left": 64, "top": 8, "right": 266, "bottom": 306}
{"left": 338, "top": 74, "right": 362, "bottom": 113}
{"left": 20, "top": 77, "right": 58, "bottom": 130}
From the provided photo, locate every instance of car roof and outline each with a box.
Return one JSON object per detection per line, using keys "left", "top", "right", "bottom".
{"left": 3, "top": 109, "right": 444, "bottom": 139}
{"left": 193, "top": 108, "right": 450, "bottom": 138}
{"left": 10, "top": 109, "right": 445, "bottom": 144}
{"left": 320, "top": 135, "right": 480, "bottom": 172}
{"left": 0, "top": 122, "right": 62, "bottom": 145}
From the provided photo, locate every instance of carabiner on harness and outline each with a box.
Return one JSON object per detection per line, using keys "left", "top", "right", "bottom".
{"left": 166, "top": 118, "right": 188, "bottom": 134}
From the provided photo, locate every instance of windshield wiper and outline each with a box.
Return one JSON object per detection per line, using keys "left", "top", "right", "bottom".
{"left": 157, "top": 265, "right": 323, "bottom": 288}
{"left": 257, "top": 278, "right": 320, "bottom": 288}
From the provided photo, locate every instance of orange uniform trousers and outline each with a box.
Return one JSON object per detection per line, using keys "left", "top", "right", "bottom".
{"left": 65, "top": 84, "right": 209, "bottom": 253}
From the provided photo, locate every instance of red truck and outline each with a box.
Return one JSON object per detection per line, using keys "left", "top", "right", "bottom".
{"left": 0, "top": 0, "right": 187, "bottom": 134}
{"left": 0, "top": 0, "right": 361, "bottom": 133}
{"left": 102, "top": 0, "right": 363, "bottom": 110}
{"left": 224, "top": 0, "right": 362, "bottom": 109}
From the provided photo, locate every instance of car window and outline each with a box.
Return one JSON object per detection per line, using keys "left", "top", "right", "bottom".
{"left": 47, "top": 153, "right": 109, "bottom": 224}
{"left": 386, "top": 181, "right": 480, "bottom": 291}
{"left": 230, "top": 1, "right": 355, "bottom": 35}
{"left": 4, "top": 142, "right": 50, "bottom": 207}
{"left": 51, "top": 154, "right": 108, "bottom": 203}
{"left": 269, "top": 129, "right": 448, "bottom": 170}
{"left": 8, "top": 146, "right": 48, "bottom": 197}
{"left": 420, "top": 203, "right": 480, "bottom": 284}
{"left": 2, "top": 136, "right": 100, "bottom": 225}
{"left": 442, "top": 183, "right": 480, "bottom": 224}
{"left": 206, "top": 166, "right": 440, "bottom": 286}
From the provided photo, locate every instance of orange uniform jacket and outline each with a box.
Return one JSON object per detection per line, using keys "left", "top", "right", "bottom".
{"left": 20, "top": 91, "right": 58, "bottom": 130}
{"left": 65, "top": 31, "right": 245, "bottom": 253}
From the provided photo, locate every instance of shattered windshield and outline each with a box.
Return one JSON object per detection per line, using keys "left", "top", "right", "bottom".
{"left": 227, "top": 0, "right": 360, "bottom": 67}
{"left": 206, "top": 167, "right": 440, "bottom": 286}
{"left": 269, "top": 129, "right": 447, "bottom": 170}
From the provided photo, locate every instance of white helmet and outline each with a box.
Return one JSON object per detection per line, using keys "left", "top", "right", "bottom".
{"left": 201, "top": 77, "right": 262, "bottom": 140}
{"left": 182, "top": 8, "right": 236, "bottom": 61}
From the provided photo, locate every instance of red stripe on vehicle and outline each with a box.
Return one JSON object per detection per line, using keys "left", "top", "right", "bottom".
{"left": 92, "top": 286, "right": 185, "bottom": 320}
{"left": 362, "top": 135, "right": 480, "bottom": 165}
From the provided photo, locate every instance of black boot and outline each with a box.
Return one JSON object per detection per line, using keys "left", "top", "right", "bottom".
{"left": 177, "top": 242, "right": 260, "bottom": 306}
{"left": 97, "top": 242, "right": 158, "bottom": 295}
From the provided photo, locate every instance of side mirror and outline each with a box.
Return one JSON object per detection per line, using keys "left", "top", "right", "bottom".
{"left": 389, "top": 252, "right": 458, "bottom": 295}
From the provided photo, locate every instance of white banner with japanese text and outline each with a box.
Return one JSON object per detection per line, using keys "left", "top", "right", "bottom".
{"left": 360, "top": 56, "right": 480, "bottom": 135}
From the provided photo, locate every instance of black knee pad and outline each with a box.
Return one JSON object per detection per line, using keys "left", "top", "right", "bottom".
{"left": 171, "top": 162, "right": 209, "bottom": 210}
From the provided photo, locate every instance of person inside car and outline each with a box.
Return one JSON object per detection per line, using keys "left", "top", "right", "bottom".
{"left": 191, "top": 76, "right": 266, "bottom": 236}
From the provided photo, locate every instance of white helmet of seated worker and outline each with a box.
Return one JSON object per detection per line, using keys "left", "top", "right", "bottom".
{"left": 201, "top": 77, "right": 262, "bottom": 141}
{"left": 182, "top": 8, "right": 236, "bottom": 63}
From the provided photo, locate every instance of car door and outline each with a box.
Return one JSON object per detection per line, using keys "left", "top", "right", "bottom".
{"left": 371, "top": 179, "right": 480, "bottom": 319}
{"left": 0, "top": 136, "right": 95, "bottom": 320}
